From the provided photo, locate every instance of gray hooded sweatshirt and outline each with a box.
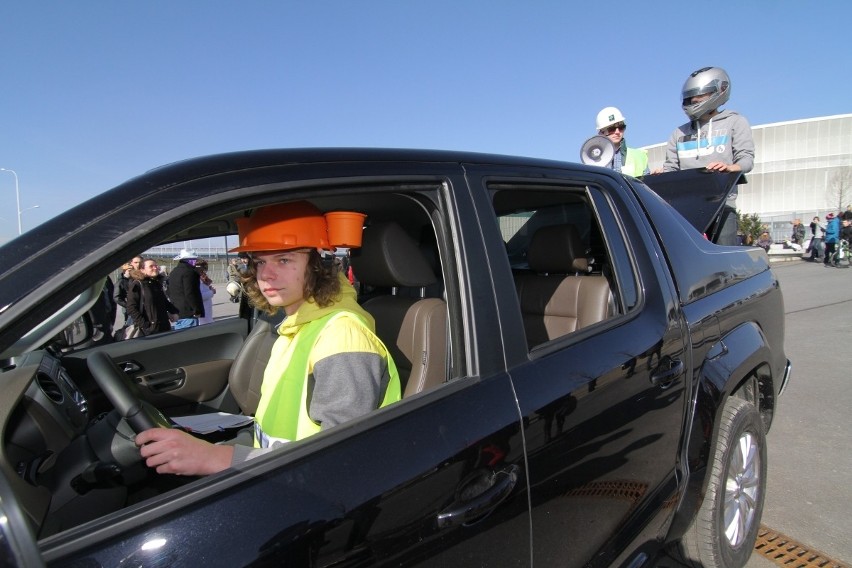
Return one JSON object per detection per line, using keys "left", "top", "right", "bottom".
{"left": 661, "top": 109, "right": 755, "bottom": 174}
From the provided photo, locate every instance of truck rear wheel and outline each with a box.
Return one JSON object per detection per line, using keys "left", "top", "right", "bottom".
{"left": 677, "top": 396, "right": 767, "bottom": 567}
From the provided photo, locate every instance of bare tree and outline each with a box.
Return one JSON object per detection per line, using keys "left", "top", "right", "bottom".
{"left": 827, "top": 167, "right": 852, "bottom": 213}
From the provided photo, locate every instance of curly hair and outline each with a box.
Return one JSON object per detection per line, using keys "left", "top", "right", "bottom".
{"left": 241, "top": 250, "right": 340, "bottom": 315}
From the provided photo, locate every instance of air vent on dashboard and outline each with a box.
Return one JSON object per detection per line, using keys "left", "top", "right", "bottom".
{"left": 36, "top": 372, "right": 64, "bottom": 404}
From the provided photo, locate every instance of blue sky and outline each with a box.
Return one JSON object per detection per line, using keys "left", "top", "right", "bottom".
{"left": 1, "top": 1, "right": 849, "bottom": 242}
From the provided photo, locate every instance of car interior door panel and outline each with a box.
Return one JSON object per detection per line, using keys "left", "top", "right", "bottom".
{"left": 62, "top": 318, "right": 249, "bottom": 415}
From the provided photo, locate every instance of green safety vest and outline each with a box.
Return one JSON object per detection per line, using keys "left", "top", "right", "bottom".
{"left": 622, "top": 147, "right": 649, "bottom": 177}
{"left": 254, "top": 310, "right": 401, "bottom": 447}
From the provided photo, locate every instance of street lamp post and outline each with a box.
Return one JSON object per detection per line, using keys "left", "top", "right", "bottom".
{"left": 1, "top": 168, "right": 25, "bottom": 235}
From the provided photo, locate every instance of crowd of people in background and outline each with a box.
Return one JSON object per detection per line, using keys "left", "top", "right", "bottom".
{"left": 106, "top": 250, "right": 240, "bottom": 342}
{"left": 99, "top": 244, "right": 361, "bottom": 344}
{"left": 737, "top": 209, "right": 852, "bottom": 268}
{"left": 799, "top": 208, "right": 852, "bottom": 267}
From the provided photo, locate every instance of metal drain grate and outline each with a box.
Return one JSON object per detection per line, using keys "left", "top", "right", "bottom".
{"left": 754, "top": 525, "right": 850, "bottom": 568}
{"left": 564, "top": 480, "right": 647, "bottom": 503}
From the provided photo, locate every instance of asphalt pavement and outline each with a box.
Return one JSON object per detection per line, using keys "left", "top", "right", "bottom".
{"left": 745, "top": 259, "right": 852, "bottom": 567}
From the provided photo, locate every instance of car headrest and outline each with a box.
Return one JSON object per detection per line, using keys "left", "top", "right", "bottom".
{"left": 351, "top": 222, "right": 437, "bottom": 287}
{"left": 527, "top": 224, "right": 589, "bottom": 274}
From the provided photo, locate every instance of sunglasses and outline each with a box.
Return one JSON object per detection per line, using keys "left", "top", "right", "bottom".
{"left": 603, "top": 123, "right": 626, "bottom": 134}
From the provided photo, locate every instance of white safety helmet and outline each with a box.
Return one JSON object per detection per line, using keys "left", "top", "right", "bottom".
{"left": 226, "top": 281, "right": 242, "bottom": 297}
{"left": 681, "top": 66, "right": 731, "bottom": 120}
{"left": 595, "top": 107, "right": 626, "bottom": 131}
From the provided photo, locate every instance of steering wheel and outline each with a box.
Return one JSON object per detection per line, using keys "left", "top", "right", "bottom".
{"left": 87, "top": 351, "right": 172, "bottom": 433}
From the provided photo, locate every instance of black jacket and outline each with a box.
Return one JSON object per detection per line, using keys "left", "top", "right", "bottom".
{"left": 168, "top": 261, "right": 204, "bottom": 318}
{"left": 126, "top": 272, "right": 177, "bottom": 336}
{"left": 115, "top": 275, "right": 131, "bottom": 308}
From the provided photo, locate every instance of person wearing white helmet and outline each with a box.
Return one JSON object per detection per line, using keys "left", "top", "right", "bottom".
{"left": 226, "top": 257, "right": 247, "bottom": 303}
{"left": 169, "top": 248, "right": 205, "bottom": 329}
{"left": 658, "top": 66, "right": 754, "bottom": 174}
{"left": 594, "top": 106, "right": 649, "bottom": 177}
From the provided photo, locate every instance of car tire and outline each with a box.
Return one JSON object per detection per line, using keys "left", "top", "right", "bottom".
{"left": 676, "top": 396, "right": 767, "bottom": 568}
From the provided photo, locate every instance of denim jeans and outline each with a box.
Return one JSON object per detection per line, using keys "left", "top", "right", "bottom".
{"left": 174, "top": 317, "right": 199, "bottom": 330}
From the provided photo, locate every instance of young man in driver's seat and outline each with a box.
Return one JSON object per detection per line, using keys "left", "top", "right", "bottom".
{"left": 135, "top": 201, "right": 401, "bottom": 475}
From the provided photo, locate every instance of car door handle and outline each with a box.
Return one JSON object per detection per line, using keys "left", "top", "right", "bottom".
{"left": 121, "top": 360, "right": 142, "bottom": 374}
{"left": 650, "top": 357, "right": 684, "bottom": 388}
{"left": 135, "top": 369, "right": 187, "bottom": 393}
{"left": 436, "top": 464, "right": 520, "bottom": 530}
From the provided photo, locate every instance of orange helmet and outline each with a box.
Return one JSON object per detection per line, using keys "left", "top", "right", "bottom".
{"left": 229, "top": 201, "right": 330, "bottom": 253}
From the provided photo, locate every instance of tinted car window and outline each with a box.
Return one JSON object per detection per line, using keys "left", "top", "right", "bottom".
{"left": 489, "top": 183, "right": 638, "bottom": 349}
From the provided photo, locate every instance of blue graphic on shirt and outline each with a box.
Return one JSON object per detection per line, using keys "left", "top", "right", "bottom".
{"left": 676, "top": 131, "right": 729, "bottom": 160}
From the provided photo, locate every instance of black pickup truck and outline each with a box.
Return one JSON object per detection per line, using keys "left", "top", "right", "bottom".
{"left": 0, "top": 149, "right": 790, "bottom": 568}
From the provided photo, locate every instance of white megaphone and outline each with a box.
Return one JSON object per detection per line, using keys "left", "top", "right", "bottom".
{"left": 580, "top": 135, "right": 615, "bottom": 166}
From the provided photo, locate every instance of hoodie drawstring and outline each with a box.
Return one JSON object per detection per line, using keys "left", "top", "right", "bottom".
{"left": 694, "top": 116, "right": 714, "bottom": 162}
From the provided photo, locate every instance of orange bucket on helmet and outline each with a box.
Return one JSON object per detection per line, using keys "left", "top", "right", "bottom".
{"left": 229, "top": 201, "right": 365, "bottom": 253}
{"left": 325, "top": 211, "right": 366, "bottom": 248}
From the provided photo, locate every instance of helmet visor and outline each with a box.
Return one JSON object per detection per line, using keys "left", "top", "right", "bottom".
{"left": 683, "top": 82, "right": 719, "bottom": 102}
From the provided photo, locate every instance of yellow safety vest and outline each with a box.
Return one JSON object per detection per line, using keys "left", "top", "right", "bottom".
{"left": 622, "top": 147, "right": 649, "bottom": 177}
{"left": 254, "top": 310, "right": 400, "bottom": 447}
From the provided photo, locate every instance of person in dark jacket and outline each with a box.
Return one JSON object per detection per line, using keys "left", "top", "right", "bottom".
{"left": 126, "top": 259, "right": 178, "bottom": 337}
{"left": 790, "top": 219, "right": 806, "bottom": 246}
{"left": 841, "top": 219, "right": 852, "bottom": 243}
{"left": 88, "top": 275, "right": 117, "bottom": 345}
{"left": 168, "top": 249, "right": 204, "bottom": 329}
{"left": 115, "top": 262, "right": 133, "bottom": 323}
{"left": 756, "top": 232, "right": 773, "bottom": 251}
{"left": 808, "top": 216, "right": 825, "bottom": 261}
{"left": 115, "top": 256, "right": 142, "bottom": 325}
{"left": 839, "top": 219, "right": 852, "bottom": 265}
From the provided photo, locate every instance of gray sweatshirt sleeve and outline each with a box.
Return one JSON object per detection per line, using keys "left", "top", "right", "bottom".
{"left": 227, "top": 428, "right": 283, "bottom": 466}
{"left": 729, "top": 113, "right": 755, "bottom": 173}
{"left": 229, "top": 350, "right": 389, "bottom": 466}
{"left": 231, "top": 443, "right": 271, "bottom": 464}
{"left": 309, "top": 351, "right": 389, "bottom": 429}
{"left": 661, "top": 128, "right": 682, "bottom": 172}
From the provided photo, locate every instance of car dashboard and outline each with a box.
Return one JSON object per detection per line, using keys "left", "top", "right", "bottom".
{"left": 3, "top": 351, "right": 89, "bottom": 482}
{"left": 0, "top": 350, "right": 128, "bottom": 537}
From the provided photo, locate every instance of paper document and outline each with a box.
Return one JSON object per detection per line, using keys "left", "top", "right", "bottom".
{"left": 171, "top": 412, "right": 254, "bottom": 434}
